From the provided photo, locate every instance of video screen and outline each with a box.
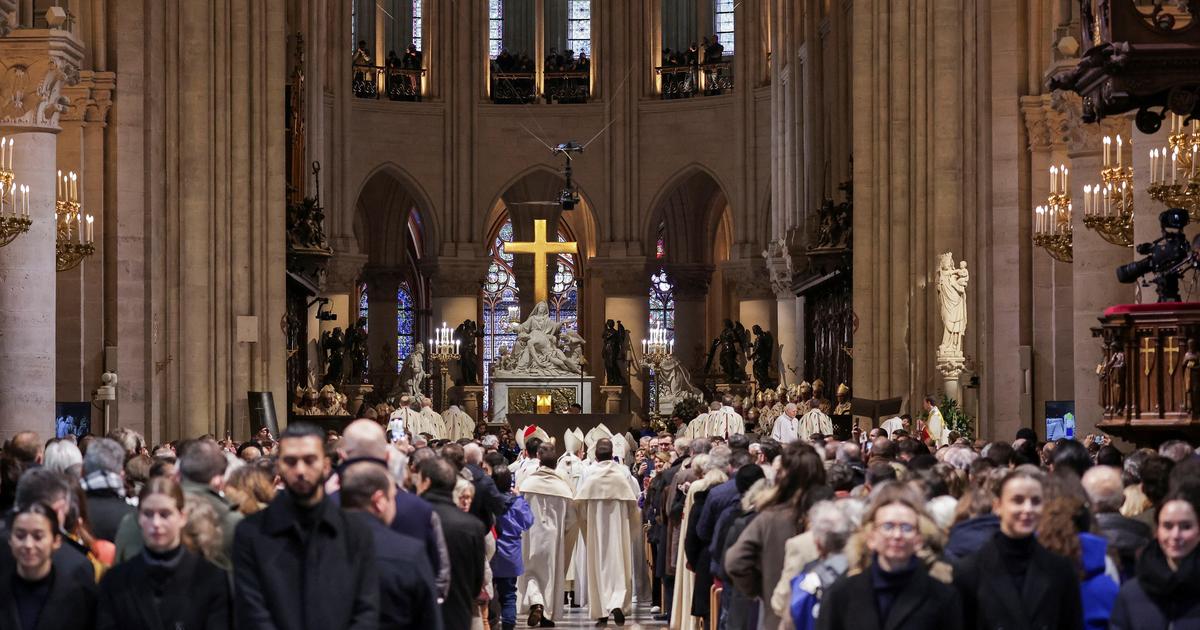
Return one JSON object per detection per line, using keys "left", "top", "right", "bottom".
{"left": 1045, "top": 400, "right": 1075, "bottom": 441}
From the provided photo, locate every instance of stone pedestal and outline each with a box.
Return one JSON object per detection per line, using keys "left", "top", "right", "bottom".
{"left": 341, "top": 383, "right": 374, "bottom": 418}
{"left": 600, "top": 385, "right": 624, "bottom": 414}
{"left": 459, "top": 385, "right": 484, "bottom": 424}
{"left": 491, "top": 375, "right": 595, "bottom": 425}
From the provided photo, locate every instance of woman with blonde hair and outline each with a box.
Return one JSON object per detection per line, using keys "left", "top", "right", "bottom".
{"left": 816, "top": 483, "right": 962, "bottom": 629}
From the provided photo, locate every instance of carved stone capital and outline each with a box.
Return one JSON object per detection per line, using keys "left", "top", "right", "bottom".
{"left": 325, "top": 252, "right": 369, "bottom": 293}
{"left": 422, "top": 256, "right": 490, "bottom": 297}
{"left": 1021, "top": 94, "right": 1069, "bottom": 153}
{"left": 0, "top": 29, "right": 84, "bottom": 133}
{"left": 61, "top": 71, "right": 115, "bottom": 124}
{"left": 762, "top": 240, "right": 794, "bottom": 298}
{"left": 1050, "top": 90, "right": 1130, "bottom": 156}
{"left": 721, "top": 258, "right": 775, "bottom": 300}
{"left": 662, "top": 263, "right": 714, "bottom": 300}
{"left": 358, "top": 265, "right": 408, "bottom": 294}
{"left": 590, "top": 257, "right": 650, "bottom": 296}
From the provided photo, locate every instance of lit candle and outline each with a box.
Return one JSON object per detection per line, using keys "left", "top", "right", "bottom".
{"left": 22, "top": 185, "right": 28, "bottom": 217}
{"left": 76, "top": 213, "right": 83, "bottom": 244}
{"left": 56, "top": 169, "right": 61, "bottom": 199}
{"left": 1193, "top": 145, "right": 1197, "bottom": 180}
{"left": 86, "top": 215, "right": 93, "bottom": 243}
{"left": 1050, "top": 166, "right": 1058, "bottom": 194}
{"left": 1173, "top": 150, "right": 1179, "bottom": 185}
{"left": 1116, "top": 135, "right": 1123, "bottom": 167}
{"left": 1151, "top": 149, "right": 1157, "bottom": 184}
{"left": 1062, "top": 165, "right": 1069, "bottom": 192}
{"left": 1103, "top": 136, "right": 1111, "bottom": 167}
{"left": 69, "top": 172, "right": 76, "bottom": 201}
{"left": 1082, "top": 185, "right": 1091, "bottom": 215}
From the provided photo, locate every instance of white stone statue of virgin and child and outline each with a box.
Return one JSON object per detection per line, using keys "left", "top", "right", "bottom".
{"left": 495, "top": 301, "right": 587, "bottom": 377}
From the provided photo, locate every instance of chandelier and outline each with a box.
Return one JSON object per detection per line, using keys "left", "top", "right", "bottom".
{"left": 0, "top": 138, "right": 31, "bottom": 248}
{"left": 1033, "top": 164, "right": 1073, "bottom": 263}
{"left": 55, "top": 170, "right": 94, "bottom": 272}
{"left": 1147, "top": 114, "right": 1200, "bottom": 220}
{"left": 1081, "top": 134, "right": 1135, "bottom": 248}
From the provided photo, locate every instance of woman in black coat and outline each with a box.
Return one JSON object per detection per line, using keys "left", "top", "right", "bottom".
{"left": 1110, "top": 489, "right": 1200, "bottom": 629}
{"left": 953, "top": 468, "right": 1083, "bottom": 630}
{"left": 0, "top": 502, "right": 96, "bottom": 630}
{"left": 817, "top": 483, "right": 962, "bottom": 630}
{"left": 95, "top": 477, "right": 231, "bottom": 630}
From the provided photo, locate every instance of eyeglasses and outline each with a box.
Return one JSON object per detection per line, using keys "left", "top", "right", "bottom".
{"left": 876, "top": 521, "right": 917, "bottom": 535}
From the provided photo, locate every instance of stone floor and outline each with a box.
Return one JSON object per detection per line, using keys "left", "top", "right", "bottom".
{"left": 516, "top": 602, "right": 668, "bottom": 629}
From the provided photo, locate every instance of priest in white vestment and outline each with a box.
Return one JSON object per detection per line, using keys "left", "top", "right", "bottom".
{"left": 514, "top": 425, "right": 550, "bottom": 489}
{"left": 574, "top": 438, "right": 641, "bottom": 625}
{"left": 770, "top": 403, "right": 802, "bottom": 443}
{"left": 717, "top": 396, "right": 746, "bottom": 437}
{"left": 557, "top": 428, "right": 588, "bottom": 606}
{"left": 923, "top": 395, "right": 949, "bottom": 446}
{"left": 388, "top": 397, "right": 421, "bottom": 440}
{"left": 418, "top": 397, "right": 446, "bottom": 440}
{"left": 443, "top": 404, "right": 476, "bottom": 441}
{"left": 519, "top": 444, "right": 578, "bottom": 627}
{"left": 686, "top": 411, "right": 709, "bottom": 440}
{"left": 799, "top": 408, "right": 833, "bottom": 439}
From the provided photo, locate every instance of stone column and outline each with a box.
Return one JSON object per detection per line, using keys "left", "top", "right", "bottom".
{"left": 0, "top": 29, "right": 82, "bottom": 440}
{"left": 593, "top": 259, "right": 649, "bottom": 414}
{"left": 1057, "top": 94, "right": 1133, "bottom": 439}
{"left": 664, "top": 263, "right": 713, "bottom": 375}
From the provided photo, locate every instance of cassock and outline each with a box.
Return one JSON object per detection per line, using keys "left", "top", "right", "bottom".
{"left": 442, "top": 405, "right": 476, "bottom": 441}
{"left": 721, "top": 405, "right": 746, "bottom": 436}
{"left": 518, "top": 466, "right": 578, "bottom": 623}
{"left": 419, "top": 406, "right": 446, "bottom": 439}
{"left": 574, "top": 459, "right": 641, "bottom": 620}
{"left": 771, "top": 413, "right": 800, "bottom": 443}
{"left": 705, "top": 407, "right": 745, "bottom": 438}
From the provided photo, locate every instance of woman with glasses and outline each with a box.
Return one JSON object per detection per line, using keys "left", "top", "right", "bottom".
{"left": 816, "top": 483, "right": 962, "bottom": 630}
{"left": 953, "top": 468, "right": 1083, "bottom": 630}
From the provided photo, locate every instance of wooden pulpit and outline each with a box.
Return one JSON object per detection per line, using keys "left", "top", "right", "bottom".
{"left": 1093, "top": 303, "right": 1200, "bottom": 444}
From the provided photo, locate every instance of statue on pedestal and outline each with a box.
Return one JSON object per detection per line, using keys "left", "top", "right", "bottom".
{"left": 454, "top": 319, "right": 482, "bottom": 385}
{"left": 320, "top": 327, "right": 345, "bottom": 386}
{"left": 657, "top": 354, "right": 701, "bottom": 409}
{"left": 345, "top": 316, "right": 369, "bottom": 384}
{"left": 602, "top": 319, "right": 629, "bottom": 385}
{"left": 495, "top": 301, "right": 585, "bottom": 377}
{"left": 750, "top": 325, "right": 776, "bottom": 388}
{"left": 706, "top": 319, "right": 748, "bottom": 383}
{"left": 935, "top": 252, "right": 969, "bottom": 370}
{"left": 400, "top": 342, "right": 427, "bottom": 396}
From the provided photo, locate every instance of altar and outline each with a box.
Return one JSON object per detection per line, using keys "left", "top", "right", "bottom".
{"left": 491, "top": 375, "right": 594, "bottom": 425}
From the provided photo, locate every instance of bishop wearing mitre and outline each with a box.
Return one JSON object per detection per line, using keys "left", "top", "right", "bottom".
{"left": 574, "top": 438, "right": 641, "bottom": 626}
{"left": 518, "top": 442, "right": 578, "bottom": 628}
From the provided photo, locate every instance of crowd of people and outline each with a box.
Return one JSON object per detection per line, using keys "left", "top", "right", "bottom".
{"left": 660, "top": 35, "right": 726, "bottom": 68}
{"left": 352, "top": 40, "right": 424, "bottom": 100}
{"left": 0, "top": 395, "right": 1197, "bottom": 630}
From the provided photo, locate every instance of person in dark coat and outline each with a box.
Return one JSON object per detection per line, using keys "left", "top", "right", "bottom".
{"left": 0, "top": 502, "right": 96, "bottom": 630}
{"left": 817, "top": 483, "right": 962, "bottom": 630}
{"left": 649, "top": 438, "right": 689, "bottom": 621}
{"left": 233, "top": 422, "right": 379, "bottom": 630}
{"left": 95, "top": 477, "right": 230, "bottom": 630}
{"left": 1110, "top": 490, "right": 1200, "bottom": 629}
{"left": 80, "top": 438, "right": 134, "bottom": 542}
{"left": 943, "top": 485, "right": 1000, "bottom": 562}
{"left": 953, "top": 469, "right": 1083, "bottom": 630}
{"left": 415, "top": 455, "right": 487, "bottom": 630}
{"left": 1082, "top": 465, "right": 1152, "bottom": 579}
{"left": 341, "top": 460, "right": 443, "bottom": 630}
{"left": 0, "top": 468, "right": 95, "bottom": 588}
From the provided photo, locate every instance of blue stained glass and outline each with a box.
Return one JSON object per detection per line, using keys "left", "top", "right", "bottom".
{"left": 397, "top": 282, "right": 415, "bottom": 371}
{"left": 358, "top": 282, "right": 369, "bottom": 332}
{"left": 413, "top": 0, "right": 422, "bottom": 18}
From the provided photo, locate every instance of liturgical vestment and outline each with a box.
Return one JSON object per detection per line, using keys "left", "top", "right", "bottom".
{"left": 574, "top": 459, "right": 641, "bottom": 620}
{"left": 518, "top": 467, "right": 578, "bottom": 622}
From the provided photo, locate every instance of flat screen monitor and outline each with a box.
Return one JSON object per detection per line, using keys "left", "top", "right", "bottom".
{"left": 1045, "top": 400, "right": 1075, "bottom": 441}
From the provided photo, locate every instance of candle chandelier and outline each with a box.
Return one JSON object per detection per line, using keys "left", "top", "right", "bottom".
{"left": 1081, "top": 134, "right": 1135, "bottom": 248}
{"left": 1034, "top": 164, "right": 1074, "bottom": 263}
{"left": 55, "top": 170, "right": 95, "bottom": 272}
{"left": 1147, "top": 114, "right": 1200, "bottom": 220}
{"left": 0, "top": 138, "right": 32, "bottom": 248}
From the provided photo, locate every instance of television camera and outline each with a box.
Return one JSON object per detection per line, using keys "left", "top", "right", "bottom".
{"left": 1116, "top": 208, "right": 1200, "bottom": 303}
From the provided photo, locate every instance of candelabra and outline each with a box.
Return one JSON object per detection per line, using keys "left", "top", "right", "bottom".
{"left": 641, "top": 325, "right": 674, "bottom": 365}
{"left": 1147, "top": 114, "right": 1200, "bottom": 220}
{"left": 1033, "top": 163, "right": 1073, "bottom": 263}
{"left": 0, "top": 138, "right": 31, "bottom": 248}
{"left": 55, "top": 170, "right": 94, "bottom": 272}
{"left": 428, "top": 321, "right": 460, "bottom": 409}
{"left": 1081, "top": 134, "right": 1135, "bottom": 248}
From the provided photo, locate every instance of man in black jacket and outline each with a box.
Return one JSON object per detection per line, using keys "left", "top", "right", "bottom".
{"left": 233, "top": 422, "right": 379, "bottom": 630}
{"left": 342, "top": 460, "right": 442, "bottom": 630}
{"left": 415, "top": 456, "right": 487, "bottom": 630}
{"left": 80, "top": 437, "right": 134, "bottom": 542}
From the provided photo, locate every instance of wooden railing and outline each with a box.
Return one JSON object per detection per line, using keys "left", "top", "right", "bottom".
{"left": 655, "top": 61, "right": 734, "bottom": 99}
{"left": 352, "top": 64, "right": 426, "bottom": 101}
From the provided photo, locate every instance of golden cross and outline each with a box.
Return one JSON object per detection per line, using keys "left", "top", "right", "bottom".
{"left": 1165, "top": 336, "right": 1181, "bottom": 375}
{"left": 1141, "top": 337, "right": 1157, "bottom": 376}
{"left": 505, "top": 219, "right": 578, "bottom": 303}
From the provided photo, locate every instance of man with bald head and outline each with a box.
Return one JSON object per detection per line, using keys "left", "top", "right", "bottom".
{"left": 334, "top": 419, "right": 450, "bottom": 600}
{"left": 1082, "top": 465, "right": 1151, "bottom": 578}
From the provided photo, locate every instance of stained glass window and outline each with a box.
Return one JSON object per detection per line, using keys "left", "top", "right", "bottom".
{"left": 489, "top": 0, "right": 504, "bottom": 59}
{"left": 647, "top": 268, "right": 676, "bottom": 412}
{"left": 567, "top": 0, "right": 592, "bottom": 56}
{"left": 397, "top": 281, "right": 415, "bottom": 371}
{"left": 413, "top": 0, "right": 423, "bottom": 52}
{"left": 482, "top": 219, "right": 579, "bottom": 409}
{"left": 714, "top": 0, "right": 735, "bottom": 55}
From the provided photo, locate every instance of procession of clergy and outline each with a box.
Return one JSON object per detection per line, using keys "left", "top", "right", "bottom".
{"left": 373, "top": 377, "right": 950, "bottom": 628}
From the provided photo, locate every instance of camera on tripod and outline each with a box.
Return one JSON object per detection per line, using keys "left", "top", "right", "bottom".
{"left": 1116, "top": 208, "right": 1199, "bottom": 302}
